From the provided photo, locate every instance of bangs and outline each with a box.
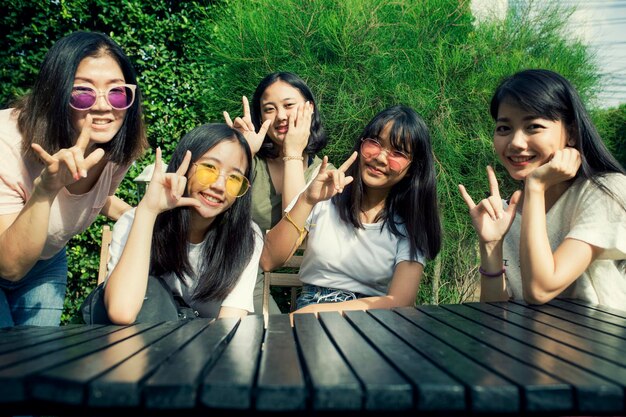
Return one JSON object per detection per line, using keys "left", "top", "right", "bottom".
{"left": 363, "top": 114, "right": 413, "bottom": 156}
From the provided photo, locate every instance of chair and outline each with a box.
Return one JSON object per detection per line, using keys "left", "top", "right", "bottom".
{"left": 262, "top": 238, "right": 306, "bottom": 316}
{"left": 97, "top": 225, "right": 113, "bottom": 285}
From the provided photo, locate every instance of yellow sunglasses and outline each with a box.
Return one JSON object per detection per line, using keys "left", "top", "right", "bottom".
{"left": 193, "top": 163, "right": 250, "bottom": 197}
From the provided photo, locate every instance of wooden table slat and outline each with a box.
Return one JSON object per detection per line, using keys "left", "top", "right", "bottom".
{"left": 0, "top": 326, "right": 122, "bottom": 370}
{"left": 467, "top": 303, "right": 626, "bottom": 365}
{"left": 200, "top": 315, "right": 264, "bottom": 410}
{"left": 293, "top": 313, "right": 362, "bottom": 410}
{"left": 0, "top": 323, "right": 156, "bottom": 403}
{"left": 0, "top": 325, "right": 103, "bottom": 354}
{"left": 548, "top": 299, "right": 626, "bottom": 328}
{"left": 413, "top": 305, "right": 572, "bottom": 413}
{"left": 319, "top": 311, "right": 412, "bottom": 411}
{"left": 512, "top": 301, "right": 626, "bottom": 339}
{"left": 493, "top": 302, "right": 626, "bottom": 352}
{"left": 88, "top": 319, "right": 211, "bottom": 407}
{"left": 559, "top": 298, "right": 626, "bottom": 319}
{"left": 256, "top": 314, "right": 306, "bottom": 411}
{"left": 142, "top": 318, "right": 239, "bottom": 409}
{"left": 29, "top": 322, "right": 179, "bottom": 405}
{"left": 346, "top": 310, "right": 465, "bottom": 412}
{"left": 437, "top": 304, "right": 624, "bottom": 413}
{"left": 390, "top": 307, "right": 520, "bottom": 413}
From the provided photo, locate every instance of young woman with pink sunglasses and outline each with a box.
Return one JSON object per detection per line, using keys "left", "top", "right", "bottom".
{"left": 0, "top": 31, "right": 147, "bottom": 327}
{"left": 261, "top": 105, "right": 441, "bottom": 313}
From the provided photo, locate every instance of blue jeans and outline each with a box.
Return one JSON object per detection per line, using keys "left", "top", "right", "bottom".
{"left": 0, "top": 248, "right": 68, "bottom": 328}
{"left": 296, "top": 284, "right": 368, "bottom": 310}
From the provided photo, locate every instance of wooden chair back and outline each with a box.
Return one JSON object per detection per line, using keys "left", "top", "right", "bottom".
{"left": 97, "top": 225, "right": 113, "bottom": 285}
{"left": 262, "top": 238, "right": 306, "bottom": 316}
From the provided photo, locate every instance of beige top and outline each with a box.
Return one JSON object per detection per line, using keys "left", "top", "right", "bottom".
{"left": 0, "top": 108, "right": 129, "bottom": 259}
{"left": 503, "top": 174, "right": 626, "bottom": 308}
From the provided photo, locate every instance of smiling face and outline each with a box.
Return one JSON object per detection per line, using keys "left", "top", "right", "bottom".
{"left": 260, "top": 80, "right": 308, "bottom": 146}
{"left": 494, "top": 100, "right": 574, "bottom": 181}
{"left": 70, "top": 54, "right": 128, "bottom": 147}
{"left": 359, "top": 122, "right": 411, "bottom": 191}
{"left": 187, "top": 139, "right": 248, "bottom": 225}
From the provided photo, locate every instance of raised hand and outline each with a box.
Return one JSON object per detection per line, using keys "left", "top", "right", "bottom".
{"left": 458, "top": 166, "right": 522, "bottom": 244}
{"left": 304, "top": 152, "right": 357, "bottom": 205}
{"left": 139, "top": 148, "right": 201, "bottom": 216}
{"left": 31, "top": 114, "right": 105, "bottom": 194}
{"left": 283, "top": 101, "right": 313, "bottom": 156}
{"left": 223, "top": 96, "right": 270, "bottom": 155}
{"left": 527, "top": 148, "right": 581, "bottom": 192}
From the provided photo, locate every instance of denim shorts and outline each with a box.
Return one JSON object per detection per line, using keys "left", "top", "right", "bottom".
{"left": 296, "top": 284, "right": 368, "bottom": 310}
{"left": 0, "top": 248, "right": 68, "bottom": 328}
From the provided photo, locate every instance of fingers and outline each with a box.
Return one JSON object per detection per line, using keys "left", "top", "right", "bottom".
{"left": 338, "top": 151, "right": 358, "bottom": 172}
{"left": 318, "top": 155, "right": 329, "bottom": 175}
{"left": 177, "top": 150, "right": 192, "bottom": 176}
{"left": 258, "top": 119, "right": 271, "bottom": 138}
{"left": 83, "top": 148, "right": 105, "bottom": 171}
{"left": 506, "top": 190, "right": 523, "bottom": 215}
{"left": 31, "top": 144, "right": 55, "bottom": 166}
{"left": 458, "top": 184, "right": 476, "bottom": 210}
{"left": 288, "top": 104, "right": 299, "bottom": 129}
{"left": 163, "top": 171, "right": 187, "bottom": 201}
{"left": 176, "top": 197, "right": 202, "bottom": 209}
{"left": 153, "top": 147, "right": 163, "bottom": 179}
{"left": 486, "top": 165, "right": 501, "bottom": 199}
{"left": 223, "top": 111, "right": 233, "bottom": 127}
{"left": 233, "top": 117, "right": 250, "bottom": 132}
{"left": 74, "top": 114, "right": 93, "bottom": 152}
{"left": 242, "top": 96, "right": 251, "bottom": 119}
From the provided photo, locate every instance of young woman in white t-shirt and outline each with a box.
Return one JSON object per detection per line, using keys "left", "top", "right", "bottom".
{"left": 459, "top": 69, "right": 626, "bottom": 308}
{"left": 104, "top": 124, "right": 263, "bottom": 324}
{"left": 261, "top": 105, "right": 442, "bottom": 314}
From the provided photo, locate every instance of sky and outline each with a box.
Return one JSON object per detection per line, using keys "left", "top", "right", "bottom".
{"left": 472, "top": 0, "right": 626, "bottom": 108}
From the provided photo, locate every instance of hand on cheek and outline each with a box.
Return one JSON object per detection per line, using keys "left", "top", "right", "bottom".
{"left": 528, "top": 148, "right": 581, "bottom": 191}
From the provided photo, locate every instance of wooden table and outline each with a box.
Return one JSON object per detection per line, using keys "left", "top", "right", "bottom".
{"left": 1, "top": 299, "right": 625, "bottom": 416}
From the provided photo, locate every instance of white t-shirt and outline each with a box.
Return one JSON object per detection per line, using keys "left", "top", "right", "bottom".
{"left": 294, "top": 199, "right": 425, "bottom": 296}
{"left": 107, "top": 208, "right": 263, "bottom": 317}
{"left": 503, "top": 174, "right": 626, "bottom": 308}
{"left": 0, "top": 108, "right": 129, "bottom": 259}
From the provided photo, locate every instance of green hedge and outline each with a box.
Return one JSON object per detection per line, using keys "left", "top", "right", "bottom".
{"left": 1, "top": 0, "right": 623, "bottom": 321}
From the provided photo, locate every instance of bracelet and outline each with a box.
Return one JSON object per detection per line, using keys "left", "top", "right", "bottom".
{"left": 479, "top": 266, "right": 506, "bottom": 278}
{"left": 283, "top": 155, "right": 304, "bottom": 162}
{"left": 284, "top": 211, "right": 306, "bottom": 246}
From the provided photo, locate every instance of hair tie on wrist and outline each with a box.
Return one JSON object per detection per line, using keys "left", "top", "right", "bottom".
{"left": 283, "top": 155, "right": 304, "bottom": 162}
{"left": 479, "top": 266, "right": 506, "bottom": 278}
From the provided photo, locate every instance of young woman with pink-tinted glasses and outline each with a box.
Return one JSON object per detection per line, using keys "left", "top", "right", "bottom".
{"left": 261, "top": 105, "right": 441, "bottom": 313}
{"left": 0, "top": 31, "right": 147, "bottom": 327}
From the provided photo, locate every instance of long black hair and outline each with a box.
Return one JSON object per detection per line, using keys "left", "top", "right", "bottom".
{"left": 15, "top": 31, "right": 147, "bottom": 164}
{"left": 333, "top": 105, "right": 441, "bottom": 261}
{"left": 490, "top": 69, "right": 625, "bottom": 204}
{"left": 150, "top": 124, "right": 255, "bottom": 301}
{"left": 251, "top": 72, "right": 328, "bottom": 159}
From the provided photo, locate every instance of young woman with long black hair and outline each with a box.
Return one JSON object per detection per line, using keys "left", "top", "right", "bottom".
{"left": 459, "top": 69, "right": 626, "bottom": 307}
{"left": 261, "top": 105, "right": 441, "bottom": 313}
{"left": 104, "top": 124, "right": 262, "bottom": 324}
{"left": 0, "top": 31, "right": 147, "bottom": 327}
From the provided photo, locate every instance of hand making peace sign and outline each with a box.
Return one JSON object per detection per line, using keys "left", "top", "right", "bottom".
{"left": 304, "top": 152, "right": 358, "bottom": 205}
{"left": 223, "top": 96, "right": 271, "bottom": 155}
{"left": 31, "top": 114, "right": 105, "bottom": 194}
{"left": 458, "top": 166, "right": 522, "bottom": 244}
